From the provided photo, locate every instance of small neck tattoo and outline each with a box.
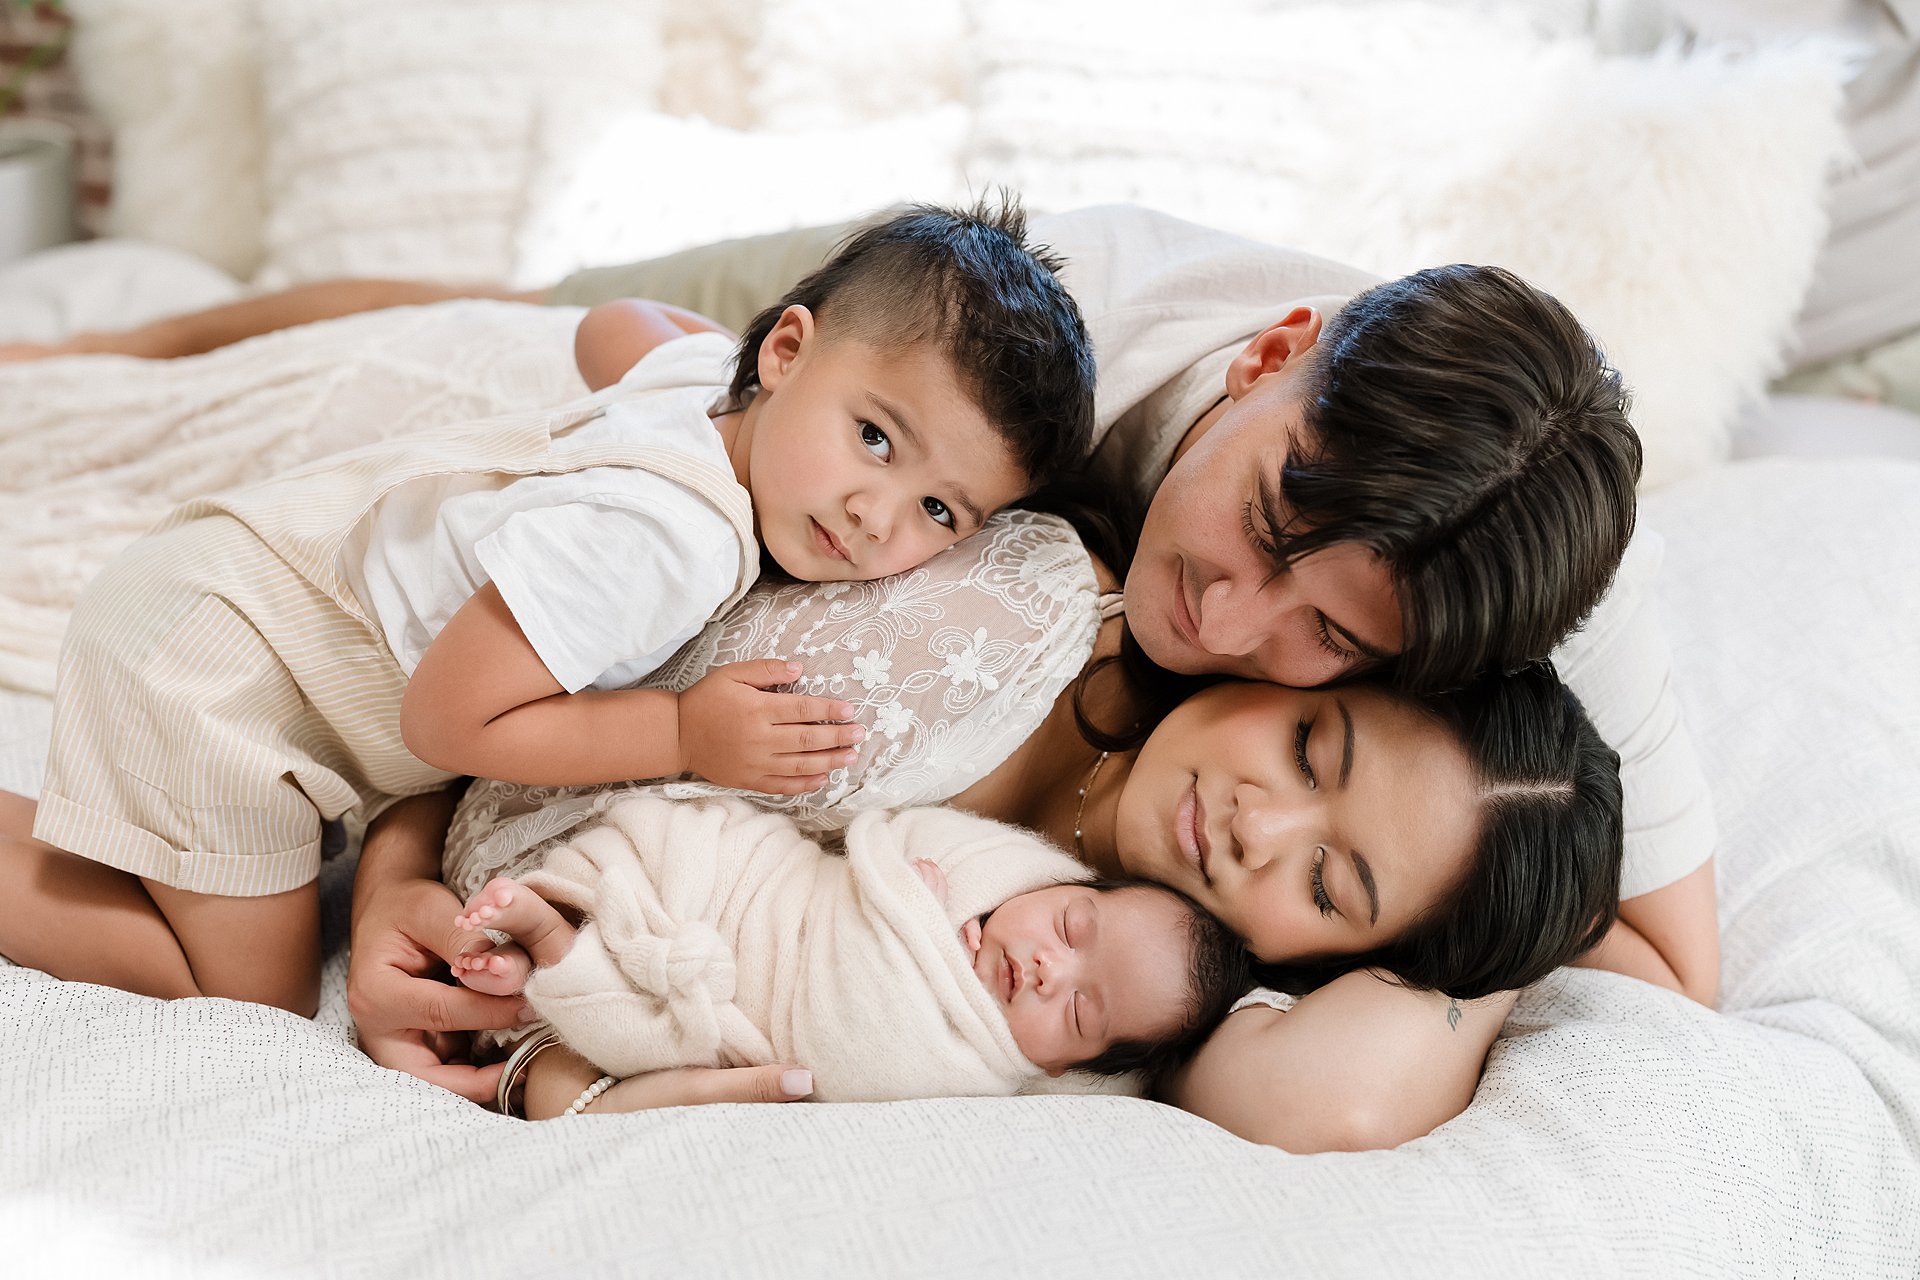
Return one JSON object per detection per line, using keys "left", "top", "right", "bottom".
{"left": 1073, "top": 751, "right": 1112, "bottom": 858}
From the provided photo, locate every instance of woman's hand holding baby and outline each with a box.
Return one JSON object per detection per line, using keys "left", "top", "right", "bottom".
{"left": 675, "top": 659, "right": 866, "bottom": 795}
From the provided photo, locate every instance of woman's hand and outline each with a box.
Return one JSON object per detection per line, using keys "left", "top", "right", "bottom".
{"left": 347, "top": 790, "right": 527, "bottom": 1103}
{"left": 521, "top": 1043, "right": 814, "bottom": 1118}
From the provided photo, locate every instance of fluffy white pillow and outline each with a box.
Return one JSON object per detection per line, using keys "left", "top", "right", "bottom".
{"left": 64, "top": 0, "right": 266, "bottom": 279}
{"left": 966, "top": 0, "right": 1855, "bottom": 488}
{"left": 514, "top": 101, "right": 970, "bottom": 289}
{"left": 251, "top": 0, "right": 668, "bottom": 289}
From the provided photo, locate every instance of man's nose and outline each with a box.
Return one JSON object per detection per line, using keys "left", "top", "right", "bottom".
{"left": 1198, "top": 575, "right": 1284, "bottom": 658}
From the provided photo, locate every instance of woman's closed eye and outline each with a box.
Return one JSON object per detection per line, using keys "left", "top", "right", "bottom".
{"left": 859, "top": 420, "right": 892, "bottom": 460}
{"left": 1311, "top": 847, "right": 1336, "bottom": 918}
{"left": 1294, "top": 717, "right": 1317, "bottom": 789}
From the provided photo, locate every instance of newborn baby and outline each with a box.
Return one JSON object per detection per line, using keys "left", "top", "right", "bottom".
{"left": 451, "top": 795, "right": 1248, "bottom": 1098}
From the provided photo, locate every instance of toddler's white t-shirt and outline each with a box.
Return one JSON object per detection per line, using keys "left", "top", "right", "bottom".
{"left": 342, "top": 333, "right": 753, "bottom": 695}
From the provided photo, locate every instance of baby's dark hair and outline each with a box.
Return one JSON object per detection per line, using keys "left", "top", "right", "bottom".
{"left": 1072, "top": 881, "right": 1250, "bottom": 1081}
{"left": 726, "top": 197, "right": 1097, "bottom": 491}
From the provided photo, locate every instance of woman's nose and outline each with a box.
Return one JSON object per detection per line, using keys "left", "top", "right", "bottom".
{"left": 1230, "top": 783, "right": 1309, "bottom": 872}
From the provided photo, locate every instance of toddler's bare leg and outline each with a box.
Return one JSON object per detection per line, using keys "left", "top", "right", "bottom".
{"left": 0, "top": 790, "right": 319, "bottom": 1013}
{"left": 454, "top": 877, "right": 576, "bottom": 974}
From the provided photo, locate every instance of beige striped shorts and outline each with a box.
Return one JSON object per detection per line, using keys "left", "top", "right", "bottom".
{"left": 34, "top": 515, "right": 456, "bottom": 897}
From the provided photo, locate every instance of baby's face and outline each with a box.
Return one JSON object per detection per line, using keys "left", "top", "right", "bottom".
{"left": 962, "top": 883, "right": 1194, "bottom": 1076}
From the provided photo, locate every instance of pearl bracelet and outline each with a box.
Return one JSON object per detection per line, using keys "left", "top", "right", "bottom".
{"left": 563, "top": 1074, "right": 617, "bottom": 1117}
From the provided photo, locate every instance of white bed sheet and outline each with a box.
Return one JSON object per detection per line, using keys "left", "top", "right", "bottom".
{"left": 1, "top": 254, "right": 1917, "bottom": 1274}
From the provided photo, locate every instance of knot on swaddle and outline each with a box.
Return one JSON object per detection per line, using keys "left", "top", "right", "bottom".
{"left": 613, "top": 919, "right": 735, "bottom": 1006}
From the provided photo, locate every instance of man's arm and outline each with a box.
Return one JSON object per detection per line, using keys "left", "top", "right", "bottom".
{"left": 1574, "top": 858, "right": 1720, "bottom": 1005}
{"left": 574, "top": 299, "right": 738, "bottom": 391}
{"left": 1160, "top": 973, "right": 1515, "bottom": 1152}
{"left": 1552, "top": 532, "right": 1722, "bottom": 1003}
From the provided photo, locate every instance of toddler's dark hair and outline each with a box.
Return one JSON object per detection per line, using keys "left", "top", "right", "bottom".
{"left": 1072, "top": 882, "right": 1250, "bottom": 1081}
{"left": 727, "top": 197, "right": 1097, "bottom": 491}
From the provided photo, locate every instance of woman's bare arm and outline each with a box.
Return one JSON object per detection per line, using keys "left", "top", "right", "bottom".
{"left": 1, "top": 279, "right": 544, "bottom": 363}
{"left": 1159, "top": 972, "right": 1516, "bottom": 1153}
{"left": 521, "top": 1044, "right": 813, "bottom": 1119}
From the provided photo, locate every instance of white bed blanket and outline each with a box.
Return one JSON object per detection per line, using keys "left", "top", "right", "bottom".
{"left": 3, "top": 311, "right": 1917, "bottom": 1274}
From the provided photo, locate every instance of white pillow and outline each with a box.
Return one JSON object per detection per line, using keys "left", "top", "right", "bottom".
{"left": 514, "top": 101, "right": 970, "bottom": 289}
{"left": 64, "top": 0, "right": 266, "bottom": 279}
{"left": 251, "top": 0, "right": 668, "bottom": 289}
{"left": 965, "top": 0, "right": 1855, "bottom": 489}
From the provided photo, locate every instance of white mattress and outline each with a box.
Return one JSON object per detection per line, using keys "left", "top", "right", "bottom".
{"left": 2, "top": 247, "right": 1918, "bottom": 1276}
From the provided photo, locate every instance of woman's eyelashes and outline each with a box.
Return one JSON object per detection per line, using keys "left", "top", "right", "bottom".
{"left": 1310, "top": 847, "right": 1336, "bottom": 918}
{"left": 1294, "top": 717, "right": 1318, "bottom": 789}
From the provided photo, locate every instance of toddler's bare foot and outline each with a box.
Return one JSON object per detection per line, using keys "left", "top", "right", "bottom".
{"left": 450, "top": 944, "right": 533, "bottom": 996}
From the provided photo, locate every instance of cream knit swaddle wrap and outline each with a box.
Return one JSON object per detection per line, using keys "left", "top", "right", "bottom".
{"left": 519, "top": 795, "right": 1090, "bottom": 1102}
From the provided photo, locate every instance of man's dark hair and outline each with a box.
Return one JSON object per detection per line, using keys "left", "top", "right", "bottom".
{"left": 1074, "top": 883, "right": 1251, "bottom": 1081}
{"left": 727, "top": 198, "right": 1097, "bottom": 491}
{"left": 1256, "top": 661, "right": 1624, "bottom": 1002}
{"left": 1268, "top": 264, "right": 1643, "bottom": 693}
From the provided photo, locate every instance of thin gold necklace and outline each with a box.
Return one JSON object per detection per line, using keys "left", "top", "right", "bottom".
{"left": 1073, "top": 751, "right": 1112, "bottom": 858}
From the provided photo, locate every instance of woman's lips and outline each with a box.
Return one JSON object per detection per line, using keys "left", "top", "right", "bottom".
{"left": 811, "top": 518, "right": 850, "bottom": 562}
{"left": 1175, "top": 780, "right": 1210, "bottom": 885}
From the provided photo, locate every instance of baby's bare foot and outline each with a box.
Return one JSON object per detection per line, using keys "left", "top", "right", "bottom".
{"left": 450, "top": 944, "right": 533, "bottom": 997}
{"left": 452, "top": 875, "right": 578, "bottom": 972}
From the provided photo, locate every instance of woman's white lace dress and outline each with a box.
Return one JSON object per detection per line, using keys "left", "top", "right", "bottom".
{"left": 441, "top": 508, "right": 1104, "bottom": 897}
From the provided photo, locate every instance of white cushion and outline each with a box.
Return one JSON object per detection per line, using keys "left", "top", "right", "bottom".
{"left": 63, "top": 0, "right": 265, "bottom": 278}
{"left": 250, "top": 0, "right": 668, "bottom": 289}
{"left": 965, "top": 0, "right": 1855, "bottom": 489}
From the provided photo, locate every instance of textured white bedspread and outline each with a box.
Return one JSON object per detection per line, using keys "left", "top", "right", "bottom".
{"left": 4, "top": 413, "right": 1918, "bottom": 1269}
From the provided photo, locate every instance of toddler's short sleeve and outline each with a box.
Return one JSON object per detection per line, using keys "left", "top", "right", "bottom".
{"left": 476, "top": 486, "right": 742, "bottom": 694}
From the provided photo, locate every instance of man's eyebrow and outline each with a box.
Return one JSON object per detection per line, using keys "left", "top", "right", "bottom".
{"left": 1336, "top": 697, "right": 1355, "bottom": 789}
{"left": 1350, "top": 849, "right": 1380, "bottom": 926}
{"left": 1325, "top": 616, "right": 1395, "bottom": 664}
{"left": 865, "top": 390, "right": 984, "bottom": 531}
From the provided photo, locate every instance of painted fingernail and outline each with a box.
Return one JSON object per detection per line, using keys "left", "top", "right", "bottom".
{"left": 781, "top": 1069, "right": 814, "bottom": 1097}
{"left": 848, "top": 725, "right": 867, "bottom": 742}
{"left": 786, "top": 662, "right": 802, "bottom": 675}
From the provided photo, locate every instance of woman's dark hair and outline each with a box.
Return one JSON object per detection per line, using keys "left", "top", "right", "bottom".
{"left": 727, "top": 197, "right": 1096, "bottom": 492}
{"left": 1268, "top": 264, "right": 1643, "bottom": 693}
{"left": 1072, "top": 882, "right": 1251, "bottom": 1081}
{"left": 1257, "top": 661, "right": 1624, "bottom": 1002}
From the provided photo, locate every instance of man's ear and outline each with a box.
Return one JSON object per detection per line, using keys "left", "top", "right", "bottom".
{"left": 755, "top": 304, "right": 815, "bottom": 392}
{"left": 1224, "top": 306, "right": 1323, "bottom": 400}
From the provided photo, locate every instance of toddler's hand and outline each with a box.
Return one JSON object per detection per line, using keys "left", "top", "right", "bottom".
{"left": 676, "top": 659, "right": 865, "bottom": 795}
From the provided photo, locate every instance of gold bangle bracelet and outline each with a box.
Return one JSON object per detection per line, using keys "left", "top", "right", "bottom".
{"left": 496, "top": 1030, "right": 561, "bottom": 1117}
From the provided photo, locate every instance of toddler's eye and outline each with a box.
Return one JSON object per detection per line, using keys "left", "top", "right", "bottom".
{"left": 921, "top": 496, "right": 953, "bottom": 528}
{"left": 859, "top": 421, "right": 892, "bottom": 460}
